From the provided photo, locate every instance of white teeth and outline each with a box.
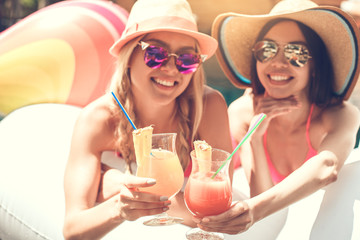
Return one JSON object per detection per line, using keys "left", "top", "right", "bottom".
{"left": 154, "top": 78, "right": 175, "bottom": 87}
{"left": 269, "top": 75, "right": 289, "bottom": 81}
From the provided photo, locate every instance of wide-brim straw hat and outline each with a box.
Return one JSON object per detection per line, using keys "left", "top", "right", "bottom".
{"left": 212, "top": 0, "right": 360, "bottom": 100}
{"left": 110, "top": 0, "right": 218, "bottom": 62}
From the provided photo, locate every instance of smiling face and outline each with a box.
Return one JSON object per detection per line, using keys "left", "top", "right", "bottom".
{"left": 256, "top": 20, "right": 313, "bottom": 99}
{"left": 129, "top": 31, "right": 198, "bottom": 107}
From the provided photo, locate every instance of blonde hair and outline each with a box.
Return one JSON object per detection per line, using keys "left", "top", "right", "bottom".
{"left": 108, "top": 35, "right": 205, "bottom": 172}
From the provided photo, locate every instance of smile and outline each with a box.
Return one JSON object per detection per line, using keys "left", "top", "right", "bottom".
{"left": 268, "top": 74, "right": 292, "bottom": 81}
{"left": 153, "top": 78, "right": 176, "bottom": 87}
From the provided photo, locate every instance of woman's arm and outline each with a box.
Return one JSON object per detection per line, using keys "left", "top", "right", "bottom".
{"left": 248, "top": 102, "right": 360, "bottom": 222}
{"left": 63, "top": 102, "right": 122, "bottom": 239}
{"left": 195, "top": 102, "right": 360, "bottom": 234}
{"left": 63, "top": 99, "right": 170, "bottom": 240}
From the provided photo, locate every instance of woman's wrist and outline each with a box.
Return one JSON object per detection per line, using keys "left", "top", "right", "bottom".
{"left": 249, "top": 134, "right": 263, "bottom": 148}
{"left": 245, "top": 191, "right": 274, "bottom": 223}
{"left": 107, "top": 194, "right": 126, "bottom": 224}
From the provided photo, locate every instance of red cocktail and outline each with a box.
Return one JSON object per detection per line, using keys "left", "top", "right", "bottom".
{"left": 184, "top": 148, "right": 232, "bottom": 240}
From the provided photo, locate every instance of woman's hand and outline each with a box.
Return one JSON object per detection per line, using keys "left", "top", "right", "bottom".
{"left": 193, "top": 201, "right": 254, "bottom": 235}
{"left": 97, "top": 167, "right": 146, "bottom": 202}
{"left": 97, "top": 167, "right": 171, "bottom": 222}
{"left": 251, "top": 93, "right": 300, "bottom": 137}
{"left": 112, "top": 179, "right": 171, "bottom": 222}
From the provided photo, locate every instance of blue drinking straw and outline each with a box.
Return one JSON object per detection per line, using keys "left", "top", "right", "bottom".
{"left": 211, "top": 113, "right": 267, "bottom": 178}
{"left": 111, "top": 92, "right": 137, "bottom": 130}
{"left": 111, "top": 92, "right": 158, "bottom": 158}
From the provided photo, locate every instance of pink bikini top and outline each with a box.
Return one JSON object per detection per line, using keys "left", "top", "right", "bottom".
{"left": 263, "top": 104, "right": 317, "bottom": 184}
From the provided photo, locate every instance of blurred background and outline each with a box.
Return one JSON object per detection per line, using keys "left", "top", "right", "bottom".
{"left": 0, "top": 0, "right": 359, "bottom": 107}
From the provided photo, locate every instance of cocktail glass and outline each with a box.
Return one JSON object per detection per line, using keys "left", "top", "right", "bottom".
{"left": 184, "top": 148, "right": 232, "bottom": 240}
{"left": 136, "top": 133, "right": 184, "bottom": 226}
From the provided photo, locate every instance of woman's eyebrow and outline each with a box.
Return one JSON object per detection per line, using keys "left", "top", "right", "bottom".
{"left": 143, "top": 38, "right": 197, "bottom": 52}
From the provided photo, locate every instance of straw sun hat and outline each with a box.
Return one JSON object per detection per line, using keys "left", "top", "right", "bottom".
{"left": 212, "top": 0, "right": 360, "bottom": 100}
{"left": 109, "top": 0, "right": 218, "bottom": 61}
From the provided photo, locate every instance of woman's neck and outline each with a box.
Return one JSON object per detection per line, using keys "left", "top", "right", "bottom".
{"left": 134, "top": 98, "right": 178, "bottom": 133}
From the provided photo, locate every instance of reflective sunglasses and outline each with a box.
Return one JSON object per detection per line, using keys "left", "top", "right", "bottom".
{"left": 252, "top": 40, "right": 312, "bottom": 67}
{"left": 138, "top": 41, "right": 206, "bottom": 74}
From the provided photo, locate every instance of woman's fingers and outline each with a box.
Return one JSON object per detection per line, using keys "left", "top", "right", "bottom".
{"left": 195, "top": 201, "right": 253, "bottom": 235}
{"left": 254, "top": 95, "right": 300, "bottom": 118}
{"left": 116, "top": 187, "right": 171, "bottom": 221}
{"left": 124, "top": 174, "right": 157, "bottom": 188}
{"left": 119, "top": 205, "right": 170, "bottom": 221}
{"left": 122, "top": 187, "right": 170, "bottom": 203}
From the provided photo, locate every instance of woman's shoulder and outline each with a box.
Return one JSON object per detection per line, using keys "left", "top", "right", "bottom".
{"left": 227, "top": 89, "right": 254, "bottom": 139}
{"left": 70, "top": 94, "right": 117, "bottom": 152}
{"left": 198, "top": 86, "right": 232, "bottom": 152}
{"left": 200, "top": 86, "right": 228, "bottom": 120}
{"left": 203, "top": 85, "right": 226, "bottom": 103}
{"left": 76, "top": 94, "right": 117, "bottom": 138}
{"left": 321, "top": 101, "right": 359, "bottom": 118}
{"left": 228, "top": 90, "right": 254, "bottom": 121}
{"left": 320, "top": 101, "right": 360, "bottom": 130}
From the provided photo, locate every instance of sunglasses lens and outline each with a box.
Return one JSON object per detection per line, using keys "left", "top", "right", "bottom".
{"left": 284, "top": 44, "right": 310, "bottom": 67}
{"left": 144, "top": 46, "right": 168, "bottom": 69}
{"left": 140, "top": 42, "right": 201, "bottom": 74}
{"left": 176, "top": 54, "right": 201, "bottom": 74}
{"left": 253, "top": 41, "right": 311, "bottom": 67}
{"left": 253, "top": 41, "right": 277, "bottom": 63}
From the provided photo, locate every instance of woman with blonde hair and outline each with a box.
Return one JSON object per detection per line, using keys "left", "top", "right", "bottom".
{"left": 62, "top": 0, "right": 232, "bottom": 239}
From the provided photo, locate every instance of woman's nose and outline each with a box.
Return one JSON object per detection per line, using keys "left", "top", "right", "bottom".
{"left": 160, "top": 55, "right": 179, "bottom": 74}
{"left": 270, "top": 49, "right": 289, "bottom": 67}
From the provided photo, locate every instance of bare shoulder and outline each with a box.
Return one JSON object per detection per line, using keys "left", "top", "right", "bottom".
{"left": 203, "top": 85, "right": 227, "bottom": 107}
{"left": 78, "top": 95, "right": 114, "bottom": 127}
{"left": 74, "top": 94, "right": 117, "bottom": 151}
{"left": 321, "top": 101, "right": 360, "bottom": 132}
{"left": 200, "top": 86, "right": 228, "bottom": 123}
{"left": 227, "top": 89, "right": 254, "bottom": 139}
{"left": 228, "top": 89, "right": 253, "bottom": 117}
{"left": 198, "top": 86, "right": 232, "bottom": 151}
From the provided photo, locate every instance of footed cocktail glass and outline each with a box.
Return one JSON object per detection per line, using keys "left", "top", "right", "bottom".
{"left": 184, "top": 148, "right": 232, "bottom": 240}
{"left": 136, "top": 133, "right": 184, "bottom": 226}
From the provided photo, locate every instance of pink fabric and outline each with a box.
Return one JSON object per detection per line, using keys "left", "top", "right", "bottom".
{"left": 231, "top": 135, "right": 242, "bottom": 169}
{"left": 264, "top": 104, "right": 317, "bottom": 184}
{"left": 184, "top": 160, "right": 192, "bottom": 177}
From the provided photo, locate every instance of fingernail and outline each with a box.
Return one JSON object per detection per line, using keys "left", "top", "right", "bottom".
{"left": 164, "top": 201, "right": 171, "bottom": 206}
{"left": 202, "top": 218, "right": 210, "bottom": 223}
{"left": 160, "top": 196, "right": 168, "bottom": 201}
{"left": 163, "top": 207, "right": 169, "bottom": 211}
{"left": 146, "top": 179, "right": 156, "bottom": 185}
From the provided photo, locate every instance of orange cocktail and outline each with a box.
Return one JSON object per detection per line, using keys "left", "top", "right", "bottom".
{"left": 133, "top": 131, "right": 184, "bottom": 226}
{"left": 137, "top": 148, "right": 184, "bottom": 198}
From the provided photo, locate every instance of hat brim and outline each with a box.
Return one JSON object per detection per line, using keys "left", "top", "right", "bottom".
{"left": 109, "top": 27, "right": 218, "bottom": 61}
{"left": 212, "top": 6, "right": 360, "bottom": 100}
